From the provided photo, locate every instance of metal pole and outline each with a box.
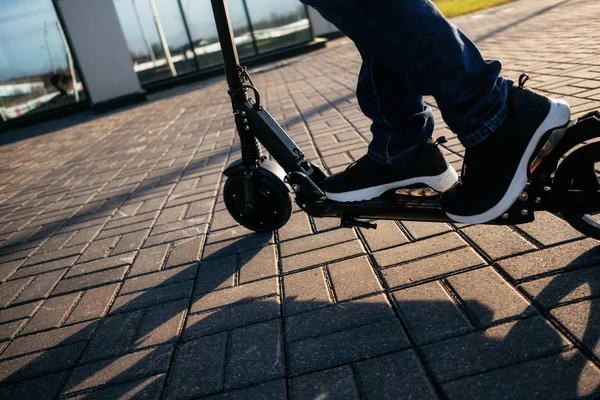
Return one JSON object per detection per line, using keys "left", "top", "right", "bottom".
{"left": 131, "top": 0, "right": 157, "bottom": 65}
{"left": 240, "top": 0, "right": 259, "bottom": 56}
{"left": 56, "top": 21, "right": 79, "bottom": 102}
{"left": 176, "top": 0, "right": 200, "bottom": 70}
{"left": 148, "top": 0, "right": 177, "bottom": 77}
{"left": 44, "top": 21, "right": 57, "bottom": 73}
{"left": 210, "top": 0, "right": 242, "bottom": 89}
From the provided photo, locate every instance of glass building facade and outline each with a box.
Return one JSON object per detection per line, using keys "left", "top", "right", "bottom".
{"left": 0, "top": 0, "right": 85, "bottom": 123}
{"left": 0, "top": 0, "right": 313, "bottom": 123}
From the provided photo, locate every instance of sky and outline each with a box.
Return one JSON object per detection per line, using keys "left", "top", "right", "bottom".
{"left": 0, "top": 0, "right": 306, "bottom": 82}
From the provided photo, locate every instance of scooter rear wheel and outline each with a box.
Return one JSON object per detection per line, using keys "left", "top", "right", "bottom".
{"left": 223, "top": 174, "right": 292, "bottom": 233}
{"left": 555, "top": 142, "right": 600, "bottom": 240}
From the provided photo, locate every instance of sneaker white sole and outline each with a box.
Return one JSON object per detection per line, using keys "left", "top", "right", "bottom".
{"left": 325, "top": 165, "right": 459, "bottom": 202}
{"left": 446, "top": 98, "right": 571, "bottom": 224}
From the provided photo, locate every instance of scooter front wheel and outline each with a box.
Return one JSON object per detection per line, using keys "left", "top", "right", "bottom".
{"left": 223, "top": 174, "right": 292, "bottom": 233}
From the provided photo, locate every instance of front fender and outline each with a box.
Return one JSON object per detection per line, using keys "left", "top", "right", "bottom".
{"left": 223, "top": 159, "right": 289, "bottom": 191}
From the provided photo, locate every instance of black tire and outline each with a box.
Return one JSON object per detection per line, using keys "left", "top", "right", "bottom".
{"left": 555, "top": 142, "right": 600, "bottom": 240}
{"left": 223, "top": 174, "right": 292, "bottom": 233}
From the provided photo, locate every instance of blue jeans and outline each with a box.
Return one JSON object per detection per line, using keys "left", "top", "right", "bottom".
{"left": 300, "top": 0, "right": 512, "bottom": 163}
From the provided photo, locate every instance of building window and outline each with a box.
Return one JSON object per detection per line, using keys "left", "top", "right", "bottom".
{"left": 114, "top": 0, "right": 314, "bottom": 86}
{"left": 0, "top": 0, "right": 85, "bottom": 122}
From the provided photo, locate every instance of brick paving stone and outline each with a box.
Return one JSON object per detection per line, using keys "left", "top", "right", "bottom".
{"left": 281, "top": 240, "right": 365, "bottom": 273}
{"left": 280, "top": 228, "right": 356, "bottom": 257}
{"left": 287, "top": 318, "right": 409, "bottom": 375}
{"left": 78, "top": 237, "right": 119, "bottom": 263}
{"left": 0, "top": 343, "right": 85, "bottom": 385}
{"left": 289, "top": 366, "right": 360, "bottom": 400}
{"left": 11, "top": 255, "right": 78, "bottom": 279}
{"left": 23, "top": 243, "right": 86, "bottom": 267}
{"left": 446, "top": 267, "right": 535, "bottom": 326}
{"left": 164, "top": 334, "right": 226, "bottom": 399}
{"left": 132, "top": 299, "right": 187, "bottom": 349}
{"left": 518, "top": 212, "right": 585, "bottom": 245}
{"left": 0, "top": 277, "right": 31, "bottom": 307}
{"left": 53, "top": 267, "right": 128, "bottom": 295}
{"left": 66, "top": 283, "right": 120, "bottom": 324}
{"left": 156, "top": 204, "right": 187, "bottom": 226}
{"left": 164, "top": 236, "right": 204, "bottom": 268}
{"left": 183, "top": 297, "right": 281, "bottom": 339}
{"left": 359, "top": 220, "right": 408, "bottom": 251}
{"left": 355, "top": 350, "right": 437, "bottom": 400}
{"left": 211, "top": 210, "right": 239, "bottom": 231}
{"left": 393, "top": 281, "right": 472, "bottom": 345}
{"left": 284, "top": 268, "right": 332, "bottom": 315}
{"left": 402, "top": 221, "right": 452, "bottom": 239}
{"left": 12, "top": 268, "right": 66, "bottom": 305}
{"left": 186, "top": 198, "right": 215, "bottom": 218}
{"left": 238, "top": 245, "right": 278, "bottom": 283}
{"left": 120, "top": 264, "right": 197, "bottom": 294}
{"left": 0, "top": 301, "right": 42, "bottom": 323}
{"left": 551, "top": 300, "right": 600, "bottom": 359}
{"left": 382, "top": 247, "right": 485, "bottom": 289}
{"left": 373, "top": 232, "right": 466, "bottom": 268}
{"left": 20, "top": 292, "right": 80, "bottom": 334}
{"left": 66, "top": 226, "right": 103, "bottom": 247}
{"left": 150, "top": 216, "right": 211, "bottom": 236}
{"left": 203, "top": 379, "right": 287, "bottom": 400}
{"left": 69, "top": 374, "right": 165, "bottom": 400}
{"left": 110, "top": 281, "right": 193, "bottom": 314}
{"left": 497, "top": 239, "right": 600, "bottom": 282}
{"left": 421, "top": 316, "right": 570, "bottom": 382}
{"left": 129, "top": 243, "right": 169, "bottom": 277}
{"left": 63, "top": 344, "right": 174, "bottom": 395}
{"left": 442, "top": 350, "right": 600, "bottom": 400}
{"left": 0, "top": 371, "right": 70, "bottom": 400}
{"left": 80, "top": 310, "right": 143, "bottom": 362}
{"left": 327, "top": 256, "right": 382, "bottom": 301}
{"left": 143, "top": 224, "right": 208, "bottom": 247}
{"left": 194, "top": 254, "right": 236, "bottom": 295}
{"left": 111, "top": 229, "right": 150, "bottom": 255}
{"left": 202, "top": 233, "right": 273, "bottom": 260}
{"left": 0, "top": 259, "right": 23, "bottom": 281}
{"left": 278, "top": 212, "right": 313, "bottom": 242}
{"left": 0, "top": 319, "right": 27, "bottom": 341}
{"left": 461, "top": 225, "right": 536, "bottom": 260}
{"left": 98, "top": 220, "right": 155, "bottom": 240}
{"left": 225, "top": 319, "right": 284, "bottom": 389}
{"left": 191, "top": 278, "right": 278, "bottom": 313}
{"left": 1, "top": 320, "right": 96, "bottom": 360}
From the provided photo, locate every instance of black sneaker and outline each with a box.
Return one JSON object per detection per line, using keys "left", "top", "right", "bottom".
{"left": 323, "top": 139, "right": 459, "bottom": 202}
{"left": 442, "top": 77, "right": 571, "bottom": 224}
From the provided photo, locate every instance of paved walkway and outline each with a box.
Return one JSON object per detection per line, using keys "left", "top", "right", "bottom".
{"left": 2, "top": 0, "right": 600, "bottom": 398}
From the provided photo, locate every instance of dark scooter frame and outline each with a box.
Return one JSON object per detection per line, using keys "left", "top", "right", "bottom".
{"left": 211, "top": 0, "right": 600, "bottom": 238}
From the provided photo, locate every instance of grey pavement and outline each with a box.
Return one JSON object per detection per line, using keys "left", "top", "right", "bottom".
{"left": 2, "top": 0, "right": 600, "bottom": 398}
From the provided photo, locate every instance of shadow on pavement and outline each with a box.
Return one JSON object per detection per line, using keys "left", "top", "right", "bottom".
{"left": 1, "top": 234, "right": 600, "bottom": 399}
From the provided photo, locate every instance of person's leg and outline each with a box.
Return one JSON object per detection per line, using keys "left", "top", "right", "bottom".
{"left": 356, "top": 46, "right": 433, "bottom": 163}
{"left": 301, "top": 0, "right": 509, "bottom": 145}
{"left": 303, "top": 0, "right": 570, "bottom": 223}
{"left": 323, "top": 45, "right": 458, "bottom": 201}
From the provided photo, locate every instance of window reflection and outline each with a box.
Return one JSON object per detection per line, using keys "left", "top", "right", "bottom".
{"left": 244, "top": 0, "right": 312, "bottom": 54}
{"left": 116, "top": 0, "right": 314, "bottom": 86}
{"left": 0, "top": 0, "right": 84, "bottom": 122}
{"left": 181, "top": 0, "right": 257, "bottom": 68}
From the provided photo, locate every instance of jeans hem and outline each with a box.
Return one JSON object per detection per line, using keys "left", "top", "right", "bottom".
{"left": 460, "top": 101, "right": 509, "bottom": 148}
{"left": 368, "top": 143, "right": 421, "bottom": 164}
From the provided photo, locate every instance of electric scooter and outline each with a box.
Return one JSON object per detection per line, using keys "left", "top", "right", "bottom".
{"left": 211, "top": 0, "right": 600, "bottom": 239}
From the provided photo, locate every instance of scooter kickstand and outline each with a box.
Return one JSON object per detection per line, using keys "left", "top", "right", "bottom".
{"left": 341, "top": 215, "right": 378, "bottom": 230}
